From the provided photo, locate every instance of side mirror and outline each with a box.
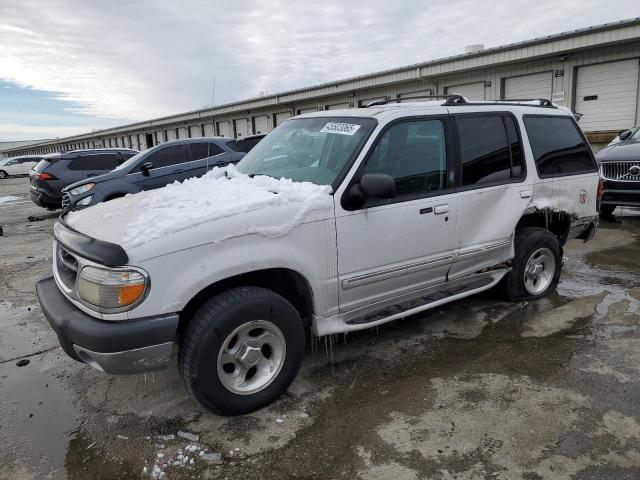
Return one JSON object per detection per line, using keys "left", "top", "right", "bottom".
{"left": 359, "top": 173, "right": 396, "bottom": 199}
{"left": 619, "top": 130, "right": 632, "bottom": 141}
{"left": 140, "top": 161, "right": 153, "bottom": 175}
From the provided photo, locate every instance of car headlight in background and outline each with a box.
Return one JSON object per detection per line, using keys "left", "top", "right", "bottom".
{"left": 69, "top": 183, "right": 95, "bottom": 195}
{"left": 76, "top": 195, "right": 94, "bottom": 207}
{"left": 77, "top": 265, "right": 149, "bottom": 311}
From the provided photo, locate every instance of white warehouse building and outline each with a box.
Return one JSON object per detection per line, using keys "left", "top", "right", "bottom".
{"left": 4, "top": 17, "right": 640, "bottom": 157}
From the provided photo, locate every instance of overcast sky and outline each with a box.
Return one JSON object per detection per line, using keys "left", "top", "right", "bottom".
{"left": 0, "top": 1, "right": 637, "bottom": 141}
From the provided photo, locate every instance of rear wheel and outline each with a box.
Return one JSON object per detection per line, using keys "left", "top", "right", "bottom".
{"left": 599, "top": 204, "right": 616, "bottom": 217}
{"left": 179, "top": 286, "right": 304, "bottom": 415}
{"left": 0, "top": 170, "right": 7, "bottom": 179}
{"left": 500, "top": 227, "right": 562, "bottom": 300}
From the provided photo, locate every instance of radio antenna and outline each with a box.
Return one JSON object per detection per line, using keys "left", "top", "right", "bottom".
{"left": 207, "top": 74, "right": 216, "bottom": 157}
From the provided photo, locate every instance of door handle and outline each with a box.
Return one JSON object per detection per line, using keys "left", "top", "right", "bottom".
{"left": 520, "top": 190, "right": 532, "bottom": 198}
{"left": 434, "top": 204, "right": 449, "bottom": 215}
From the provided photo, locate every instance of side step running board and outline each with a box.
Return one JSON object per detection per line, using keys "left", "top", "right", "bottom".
{"left": 313, "top": 269, "right": 508, "bottom": 336}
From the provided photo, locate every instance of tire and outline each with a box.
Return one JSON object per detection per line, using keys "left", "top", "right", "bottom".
{"left": 179, "top": 286, "right": 305, "bottom": 415}
{"left": 599, "top": 204, "right": 616, "bottom": 217}
{"left": 0, "top": 170, "right": 7, "bottom": 179}
{"left": 500, "top": 227, "right": 562, "bottom": 301}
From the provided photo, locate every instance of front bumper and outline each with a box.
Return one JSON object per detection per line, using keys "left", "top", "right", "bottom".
{"left": 601, "top": 179, "right": 640, "bottom": 208}
{"left": 36, "top": 275, "right": 179, "bottom": 374}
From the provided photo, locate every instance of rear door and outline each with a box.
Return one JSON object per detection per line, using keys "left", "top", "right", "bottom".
{"left": 137, "top": 143, "right": 188, "bottom": 190}
{"left": 448, "top": 113, "right": 529, "bottom": 280}
{"left": 184, "top": 141, "right": 225, "bottom": 179}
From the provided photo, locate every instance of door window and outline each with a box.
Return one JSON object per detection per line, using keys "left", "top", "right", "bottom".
{"left": 142, "top": 144, "right": 187, "bottom": 170}
{"left": 361, "top": 119, "right": 447, "bottom": 198}
{"left": 457, "top": 116, "right": 513, "bottom": 186}
{"left": 189, "top": 142, "right": 223, "bottom": 160}
{"left": 68, "top": 154, "right": 121, "bottom": 171}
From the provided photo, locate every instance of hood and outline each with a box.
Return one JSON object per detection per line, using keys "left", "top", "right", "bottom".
{"left": 65, "top": 165, "right": 333, "bottom": 260}
{"left": 63, "top": 168, "right": 126, "bottom": 192}
{"left": 596, "top": 140, "right": 640, "bottom": 162}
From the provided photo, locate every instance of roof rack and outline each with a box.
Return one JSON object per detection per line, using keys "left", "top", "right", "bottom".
{"left": 365, "top": 94, "right": 555, "bottom": 108}
{"left": 365, "top": 95, "right": 452, "bottom": 107}
{"left": 444, "top": 96, "right": 555, "bottom": 107}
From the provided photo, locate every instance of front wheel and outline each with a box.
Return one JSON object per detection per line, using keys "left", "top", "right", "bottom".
{"left": 0, "top": 170, "right": 7, "bottom": 179}
{"left": 179, "top": 287, "right": 305, "bottom": 415}
{"left": 500, "top": 227, "right": 562, "bottom": 301}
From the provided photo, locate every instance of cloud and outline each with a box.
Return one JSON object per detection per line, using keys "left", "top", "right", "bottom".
{"left": 0, "top": 0, "right": 637, "bottom": 127}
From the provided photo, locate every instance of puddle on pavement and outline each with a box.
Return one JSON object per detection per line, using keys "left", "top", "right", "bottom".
{"left": 0, "top": 301, "right": 57, "bottom": 362}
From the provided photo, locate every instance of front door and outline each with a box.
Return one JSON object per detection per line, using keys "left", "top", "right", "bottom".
{"left": 137, "top": 143, "right": 188, "bottom": 190}
{"left": 335, "top": 117, "right": 457, "bottom": 316}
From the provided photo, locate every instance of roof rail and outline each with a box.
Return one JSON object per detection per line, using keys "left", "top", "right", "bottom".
{"left": 365, "top": 94, "right": 556, "bottom": 108}
{"left": 444, "top": 97, "right": 555, "bottom": 107}
{"left": 365, "top": 95, "right": 451, "bottom": 107}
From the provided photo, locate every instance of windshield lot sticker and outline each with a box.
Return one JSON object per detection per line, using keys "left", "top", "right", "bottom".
{"left": 320, "top": 122, "right": 361, "bottom": 136}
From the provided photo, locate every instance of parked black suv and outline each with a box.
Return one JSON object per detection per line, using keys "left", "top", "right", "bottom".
{"left": 595, "top": 127, "right": 640, "bottom": 216}
{"left": 30, "top": 148, "right": 138, "bottom": 209}
{"left": 62, "top": 138, "right": 247, "bottom": 211}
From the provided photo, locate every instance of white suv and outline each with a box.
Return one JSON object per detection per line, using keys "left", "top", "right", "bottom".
{"left": 37, "top": 95, "right": 600, "bottom": 414}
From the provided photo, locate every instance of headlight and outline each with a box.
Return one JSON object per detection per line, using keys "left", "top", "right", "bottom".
{"left": 77, "top": 265, "right": 149, "bottom": 312}
{"left": 76, "top": 195, "right": 93, "bottom": 207}
{"left": 69, "top": 183, "right": 95, "bottom": 195}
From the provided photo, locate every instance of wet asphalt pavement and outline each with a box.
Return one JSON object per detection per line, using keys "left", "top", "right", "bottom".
{"left": 1, "top": 176, "right": 640, "bottom": 480}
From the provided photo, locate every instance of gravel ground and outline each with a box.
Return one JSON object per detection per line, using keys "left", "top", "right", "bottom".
{"left": 1, "top": 175, "right": 640, "bottom": 480}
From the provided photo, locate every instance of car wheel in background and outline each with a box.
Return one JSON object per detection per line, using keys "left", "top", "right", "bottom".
{"left": 179, "top": 286, "right": 305, "bottom": 415}
{"left": 500, "top": 227, "right": 562, "bottom": 301}
{"left": 0, "top": 170, "right": 7, "bottom": 179}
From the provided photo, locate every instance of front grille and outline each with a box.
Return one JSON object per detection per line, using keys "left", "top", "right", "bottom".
{"left": 601, "top": 162, "right": 640, "bottom": 182}
{"left": 55, "top": 243, "right": 79, "bottom": 291}
{"left": 61, "top": 193, "right": 70, "bottom": 209}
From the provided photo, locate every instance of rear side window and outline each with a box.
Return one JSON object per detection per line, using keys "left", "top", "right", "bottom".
{"left": 456, "top": 115, "right": 523, "bottom": 186}
{"left": 68, "top": 153, "right": 121, "bottom": 171}
{"left": 189, "top": 142, "right": 223, "bottom": 160}
{"left": 144, "top": 144, "right": 187, "bottom": 169}
{"left": 33, "top": 158, "right": 54, "bottom": 173}
{"left": 524, "top": 116, "right": 596, "bottom": 177}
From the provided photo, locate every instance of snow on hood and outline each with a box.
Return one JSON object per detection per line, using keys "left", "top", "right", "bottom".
{"left": 66, "top": 165, "right": 333, "bottom": 250}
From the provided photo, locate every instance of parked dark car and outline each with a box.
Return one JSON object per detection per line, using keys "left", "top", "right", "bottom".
{"left": 595, "top": 127, "right": 640, "bottom": 216}
{"left": 62, "top": 137, "right": 247, "bottom": 211}
{"left": 30, "top": 148, "right": 138, "bottom": 209}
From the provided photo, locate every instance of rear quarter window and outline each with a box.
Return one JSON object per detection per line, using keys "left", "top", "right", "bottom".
{"left": 524, "top": 116, "right": 596, "bottom": 177}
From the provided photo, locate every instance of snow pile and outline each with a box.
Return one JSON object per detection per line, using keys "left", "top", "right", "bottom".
{"left": 70, "top": 165, "right": 333, "bottom": 249}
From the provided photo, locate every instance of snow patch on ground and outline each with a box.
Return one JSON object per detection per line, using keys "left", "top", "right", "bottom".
{"left": 0, "top": 195, "right": 21, "bottom": 204}
{"left": 68, "top": 165, "right": 333, "bottom": 249}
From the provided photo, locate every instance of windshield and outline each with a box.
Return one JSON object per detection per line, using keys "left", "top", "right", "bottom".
{"left": 236, "top": 117, "right": 376, "bottom": 186}
{"left": 630, "top": 127, "right": 640, "bottom": 142}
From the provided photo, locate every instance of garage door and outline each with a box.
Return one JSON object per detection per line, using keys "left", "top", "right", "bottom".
{"left": 326, "top": 102, "right": 351, "bottom": 110}
{"left": 189, "top": 125, "right": 203, "bottom": 138}
{"left": 217, "top": 121, "right": 231, "bottom": 137}
{"left": 166, "top": 129, "right": 176, "bottom": 141}
{"left": 203, "top": 123, "right": 215, "bottom": 137}
{"left": 297, "top": 107, "right": 317, "bottom": 115}
{"left": 177, "top": 127, "right": 188, "bottom": 139}
{"left": 234, "top": 118, "right": 250, "bottom": 138}
{"left": 398, "top": 90, "right": 433, "bottom": 102}
{"left": 253, "top": 115, "right": 269, "bottom": 134}
{"left": 575, "top": 59, "right": 640, "bottom": 132}
{"left": 445, "top": 82, "right": 486, "bottom": 100}
{"left": 504, "top": 72, "right": 552, "bottom": 100}
{"left": 274, "top": 112, "right": 292, "bottom": 126}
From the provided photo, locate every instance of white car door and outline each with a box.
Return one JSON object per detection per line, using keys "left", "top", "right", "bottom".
{"left": 335, "top": 117, "right": 457, "bottom": 317}
{"left": 448, "top": 113, "right": 531, "bottom": 280}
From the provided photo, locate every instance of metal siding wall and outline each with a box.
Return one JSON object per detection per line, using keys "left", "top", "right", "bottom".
{"left": 203, "top": 123, "right": 215, "bottom": 137}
